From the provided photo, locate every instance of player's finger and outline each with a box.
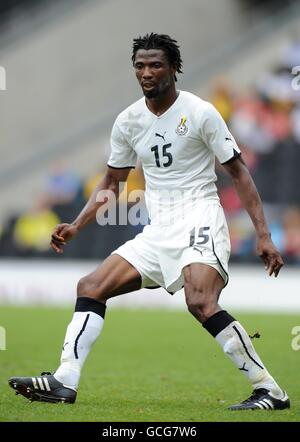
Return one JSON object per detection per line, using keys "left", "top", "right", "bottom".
{"left": 53, "top": 223, "right": 68, "bottom": 237}
{"left": 51, "top": 236, "right": 66, "bottom": 245}
{"left": 268, "top": 256, "right": 280, "bottom": 276}
{"left": 50, "top": 241, "right": 65, "bottom": 250}
{"left": 270, "top": 252, "right": 284, "bottom": 275}
{"left": 51, "top": 236, "right": 65, "bottom": 245}
{"left": 273, "top": 260, "right": 284, "bottom": 277}
{"left": 50, "top": 240, "right": 61, "bottom": 253}
{"left": 269, "top": 265, "right": 275, "bottom": 276}
{"left": 260, "top": 253, "right": 269, "bottom": 270}
{"left": 50, "top": 243, "right": 61, "bottom": 253}
{"left": 50, "top": 239, "right": 64, "bottom": 253}
{"left": 51, "top": 233, "right": 65, "bottom": 243}
{"left": 267, "top": 256, "right": 276, "bottom": 275}
{"left": 273, "top": 267, "right": 280, "bottom": 277}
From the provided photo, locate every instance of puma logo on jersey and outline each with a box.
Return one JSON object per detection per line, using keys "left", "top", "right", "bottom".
{"left": 225, "top": 137, "right": 232, "bottom": 141}
{"left": 155, "top": 132, "right": 166, "bottom": 141}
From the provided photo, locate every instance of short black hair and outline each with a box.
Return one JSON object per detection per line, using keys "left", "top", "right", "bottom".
{"left": 132, "top": 33, "right": 183, "bottom": 81}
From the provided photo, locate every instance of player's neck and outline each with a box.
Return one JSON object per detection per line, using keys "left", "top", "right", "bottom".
{"left": 145, "top": 88, "right": 179, "bottom": 117}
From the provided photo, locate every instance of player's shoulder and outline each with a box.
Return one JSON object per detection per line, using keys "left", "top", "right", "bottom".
{"left": 115, "top": 97, "right": 145, "bottom": 126}
{"left": 180, "top": 91, "right": 215, "bottom": 116}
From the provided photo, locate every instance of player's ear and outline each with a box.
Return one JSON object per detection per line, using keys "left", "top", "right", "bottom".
{"left": 171, "top": 64, "right": 177, "bottom": 82}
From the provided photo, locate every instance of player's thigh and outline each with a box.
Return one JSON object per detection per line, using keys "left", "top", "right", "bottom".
{"left": 77, "top": 254, "right": 142, "bottom": 302}
{"left": 183, "top": 263, "right": 224, "bottom": 307}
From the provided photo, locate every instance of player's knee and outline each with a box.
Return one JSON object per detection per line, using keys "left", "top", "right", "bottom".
{"left": 186, "top": 289, "right": 218, "bottom": 323}
{"left": 186, "top": 299, "right": 202, "bottom": 318}
{"left": 188, "top": 305, "right": 216, "bottom": 323}
{"left": 77, "top": 276, "right": 101, "bottom": 299}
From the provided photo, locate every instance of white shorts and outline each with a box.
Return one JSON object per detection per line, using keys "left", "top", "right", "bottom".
{"left": 112, "top": 202, "right": 231, "bottom": 294}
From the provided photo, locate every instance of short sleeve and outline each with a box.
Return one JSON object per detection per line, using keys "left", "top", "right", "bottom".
{"left": 107, "top": 120, "right": 137, "bottom": 169}
{"left": 201, "top": 103, "right": 241, "bottom": 164}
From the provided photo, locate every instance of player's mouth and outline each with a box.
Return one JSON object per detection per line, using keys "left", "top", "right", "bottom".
{"left": 142, "top": 82, "right": 155, "bottom": 90}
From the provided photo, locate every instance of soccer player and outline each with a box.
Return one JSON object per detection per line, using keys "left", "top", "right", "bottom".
{"left": 9, "top": 33, "right": 289, "bottom": 411}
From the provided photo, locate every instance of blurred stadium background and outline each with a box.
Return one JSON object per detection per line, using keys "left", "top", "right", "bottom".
{"left": 0, "top": 0, "right": 300, "bottom": 311}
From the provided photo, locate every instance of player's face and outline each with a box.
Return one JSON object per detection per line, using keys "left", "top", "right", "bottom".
{"left": 134, "top": 49, "right": 176, "bottom": 99}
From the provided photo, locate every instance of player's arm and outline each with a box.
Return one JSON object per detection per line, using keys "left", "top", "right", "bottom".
{"left": 222, "top": 156, "right": 284, "bottom": 277}
{"left": 50, "top": 166, "right": 131, "bottom": 254}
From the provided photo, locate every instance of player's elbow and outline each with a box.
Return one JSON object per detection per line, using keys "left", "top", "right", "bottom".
{"left": 104, "top": 170, "right": 121, "bottom": 195}
{"left": 224, "top": 156, "right": 250, "bottom": 183}
{"left": 229, "top": 167, "right": 253, "bottom": 190}
{"left": 230, "top": 173, "right": 242, "bottom": 187}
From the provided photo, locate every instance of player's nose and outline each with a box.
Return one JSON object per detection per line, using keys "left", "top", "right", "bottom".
{"left": 142, "top": 66, "right": 153, "bottom": 79}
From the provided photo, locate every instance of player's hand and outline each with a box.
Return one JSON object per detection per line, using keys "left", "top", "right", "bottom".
{"left": 257, "top": 235, "right": 284, "bottom": 277}
{"left": 50, "top": 223, "right": 79, "bottom": 254}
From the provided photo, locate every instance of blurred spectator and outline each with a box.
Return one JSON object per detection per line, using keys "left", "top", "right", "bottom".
{"left": 230, "top": 92, "right": 276, "bottom": 153}
{"left": 227, "top": 211, "right": 254, "bottom": 257}
{"left": 13, "top": 194, "right": 60, "bottom": 253}
{"left": 283, "top": 206, "right": 300, "bottom": 260}
{"left": 282, "top": 38, "right": 300, "bottom": 70}
{"left": 44, "top": 161, "right": 83, "bottom": 206}
{"left": 290, "top": 106, "right": 300, "bottom": 143}
{"left": 210, "top": 76, "right": 235, "bottom": 123}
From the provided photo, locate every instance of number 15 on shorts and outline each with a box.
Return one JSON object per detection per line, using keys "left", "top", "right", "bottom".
{"left": 189, "top": 226, "right": 210, "bottom": 246}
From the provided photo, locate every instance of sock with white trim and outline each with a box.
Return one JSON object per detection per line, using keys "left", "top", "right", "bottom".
{"left": 54, "top": 297, "right": 106, "bottom": 389}
{"left": 203, "top": 310, "right": 283, "bottom": 398}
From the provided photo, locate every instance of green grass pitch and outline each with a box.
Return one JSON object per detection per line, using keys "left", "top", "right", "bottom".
{"left": 0, "top": 306, "right": 299, "bottom": 422}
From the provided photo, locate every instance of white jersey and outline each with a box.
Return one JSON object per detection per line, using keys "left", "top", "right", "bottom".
{"left": 108, "top": 91, "right": 240, "bottom": 225}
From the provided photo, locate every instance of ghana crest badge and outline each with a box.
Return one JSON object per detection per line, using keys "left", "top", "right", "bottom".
{"left": 175, "top": 116, "right": 188, "bottom": 136}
